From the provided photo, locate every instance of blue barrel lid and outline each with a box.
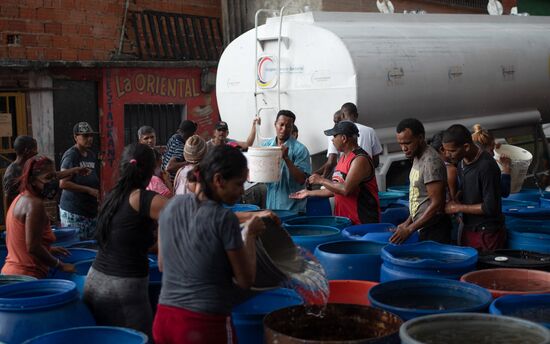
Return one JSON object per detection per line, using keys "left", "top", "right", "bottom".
{"left": 22, "top": 326, "right": 148, "bottom": 344}
{"left": 0, "top": 279, "right": 79, "bottom": 311}
{"left": 369, "top": 278, "right": 493, "bottom": 318}
{"left": 381, "top": 241, "right": 478, "bottom": 269}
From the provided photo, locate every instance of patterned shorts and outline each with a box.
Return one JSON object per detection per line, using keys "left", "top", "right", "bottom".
{"left": 59, "top": 208, "right": 97, "bottom": 241}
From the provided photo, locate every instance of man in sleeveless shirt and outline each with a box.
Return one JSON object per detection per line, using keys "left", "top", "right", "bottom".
{"left": 390, "top": 118, "right": 452, "bottom": 244}
{"left": 290, "top": 121, "right": 380, "bottom": 224}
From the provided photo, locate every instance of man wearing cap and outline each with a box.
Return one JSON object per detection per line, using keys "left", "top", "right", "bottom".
{"left": 206, "top": 118, "right": 258, "bottom": 151}
{"left": 290, "top": 121, "right": 380, "bottom": 224}
{"left": 261, "top": 110, "right": 311, "bottom": 212}
{"left": 59, "top": 122, "right": 100, "bottom": 240}
{"left": 162, "top": 120, "right": 197, "bottom": 181}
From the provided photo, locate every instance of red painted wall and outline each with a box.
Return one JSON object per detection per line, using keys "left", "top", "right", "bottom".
{"left": 100, "top": 67, "right": 219, "bottom": 192}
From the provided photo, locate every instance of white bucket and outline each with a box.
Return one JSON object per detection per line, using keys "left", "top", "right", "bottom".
{"left": 245, "top": 146, "right": 282, "bottom": 183}
{"left": 494, "top": 144, "right": 533, "bottom": 194}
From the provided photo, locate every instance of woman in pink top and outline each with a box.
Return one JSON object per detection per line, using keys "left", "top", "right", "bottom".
{"left": 147, "top": 150, "right": 172, "bottom": 198}
{"left": 2, "top": 156, "right": 75, "bottom": 278}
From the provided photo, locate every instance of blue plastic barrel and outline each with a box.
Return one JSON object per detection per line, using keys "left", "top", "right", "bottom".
{"left": 387, "top": 185, "right": 410, "bottom": 197}
{"left": 305, "top": 196, "right": 332, "bottom": 216}
{"left": 342, "top": 223, "right": 419, "bottom": 244}
{"left": 284, "top": 216, "right": 352, "bottom": 230}
{"left": 51, "top": 227, "right": 80, "bottom": 247}
{"left": 381, "top": 207, "right": 410, "bottom": 226}
{"left": 503, "top": 205, "right": 550, "bottom": 221}
{"left": 314, "top": 240, "right": 386, "bottom": 282}
{"left": 232, "top": 289, "right": 303, "bottom": 344}
{"left": 56, "top": 248, "right": 97, "bottom": 264}
{"left": 379, "top": 191, "right": 407, "bottom": 209}
{"left": 224, "top": 203, "right": 260, "bottom": 212}
{"left": 22, "top": 326, "right": 148, "bottom": 344}
{"left": 369, "top": 278, "right": 492, "bottom": 320}
{"left": 507, "top": 222, "right": 550, "bottom": 253}
{"left": 0, "top": 244, "right": 7, "bottom": 270}
{"left": 380, "top": 241, "right": 478, "bottom": 282}
{"left": 0, "top": 274, "right": 36, "bottom": 286}
{"left": 505, "top": 189, "right": 550, "bottom": 204}
{"left": 490, "top": 294, "right": 550, "bottom": 329}
{"left": 51, "top": 259, "right": 94, "bottom": 295}
{"left": 271, "top": 209, "right": 299, "bottom": 222}
{"left": 148, "top": 259, "right": 162, "bottom": 314}
{"left": 0, "top": 279, "right": 95, "bottom": 343}
{"left": 284, "top": 225, "right": 341, "bottom": 253}
{"left": 66, "top": 240, "right": 99, "bottom": 250}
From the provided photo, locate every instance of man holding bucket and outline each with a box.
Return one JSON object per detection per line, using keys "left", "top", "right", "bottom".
{"left": 261, "top": 110, "right": 311, "bottom": 212}
{"left": 442, "top": 124, "right": 506, "bottom": 251}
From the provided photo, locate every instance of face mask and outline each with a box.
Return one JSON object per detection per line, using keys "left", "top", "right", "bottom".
{"left": 41, "top": 179, "right": 60, "bottom": 200}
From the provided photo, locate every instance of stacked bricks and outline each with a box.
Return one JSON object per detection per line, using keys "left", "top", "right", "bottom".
{"left": 0, "top": 0, "right": 221, "bottom": 62}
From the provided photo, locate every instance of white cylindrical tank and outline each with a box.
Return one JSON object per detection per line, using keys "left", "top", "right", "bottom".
{"left": 216, "top": 12, "right": 550, "bottom": 154}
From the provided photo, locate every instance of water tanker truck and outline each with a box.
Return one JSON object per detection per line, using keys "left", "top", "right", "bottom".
{"left": 216, "top": 10, "right": 550, "bottom": 189}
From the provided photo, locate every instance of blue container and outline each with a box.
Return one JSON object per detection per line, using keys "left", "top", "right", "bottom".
{"left": 232, "top": 289, "right": 303, "bottom": 344}
{"left": 503, "top": 205, "right": 550, "bottom": 220}
{"left": 56, "top": 248, "right": 97, "bottom": 264}
{"left": 0, "top": 274, "right": 37, "bottom": 286}
{"left": 305, "top": 196, "right": 332, "bottom": 216}
{"left": 490, "top": 294, "right": 550, "bottom": 329}
{"left": 505, "top": 189, "right": 550, "bottom": 204}
{"left": 66, "top": 240, "right": 99, "bottom": 250}
{"left": 507, "top": 222, "right": 550, "bottom": 254}
{"left": 284, "top": 225, "right": 341, "bottom": 253}
{"left": 0, "top": 279, "right": 95, "bottom": 343}
{"left": 380, "top": 241, "right": 478, "bottom": 282}
{"left": 23, "top": 326, "right": 148, "bottom": 344}
{"left": 148, "top": 258, "right": 162, "bottom": 314}
{"left": 224, "top": 203, "right": 260, "bottom": 212}
{"left": 342, "top": 223, "right": 419, "bottom": 244}
{"left": 379, "top": 191, "right": 407, "bottom": 209}
{"left": 369, "top": 278, "right": 492, "bottom": 320}
{"left": 0, "top": 244, "right": 7, "bottom": 270}
{"left": 381, "top": 207, "right": 410, "bottom": 226}
{"left": 387, "top": 185, "right": 410, "bottom": 197}
{"left": 52, "top": 227, "right": 79, "bottom": 244}
{"left": 51, "top": 259, "right": 94, "bottom": 295}
{"left": 284, "top": 216, "right": 352, "bottom": 230}
{"left": 271, "top": 209, "right": 299, "bottom": 222}
{"left": 502, "top": 199, "right": 538, "bottom": 208}
{"left": 541, "top": 197, "right": 550, "bottom": 209}
{"left": 314, "top": 240, "right": 386, "bottom": 282}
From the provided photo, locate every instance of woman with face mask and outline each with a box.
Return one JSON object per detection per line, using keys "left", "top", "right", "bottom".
{"left": 1, "top": 156, "right": 76, "bottom": 278}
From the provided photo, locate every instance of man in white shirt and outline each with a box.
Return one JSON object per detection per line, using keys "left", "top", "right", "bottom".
{"left": 316, "top": 103, "right": 382, "bottom": 178}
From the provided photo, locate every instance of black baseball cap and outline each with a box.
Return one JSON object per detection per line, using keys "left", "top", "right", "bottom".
{"left": 73, "top": 122, "right": 98, "bottom": 135}
{"left": 324, "top": 120, "right": 359, "bottom": 137}
{"left": 215, "top": 121, "right": 229, "bottom": 131}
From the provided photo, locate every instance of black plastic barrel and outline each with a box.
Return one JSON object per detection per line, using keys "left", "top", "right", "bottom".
{"left": 478, "top": 250, "right": 550, "bottom": 271}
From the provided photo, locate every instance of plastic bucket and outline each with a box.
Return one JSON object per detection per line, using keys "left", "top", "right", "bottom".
{"left": 0, "top": 274, "right": 37, "bottom": 286}
{"left": 494, "top": 144, "right": 533, "bottom": 194}
{"left": 460, "top": 268, "right": 550, "bottom": 298}
{"left": 0, "top": 279, "right": 95, "bottom": 343}
{"left": 284, "top": 225, "right": 341, "bottom": 253}
{"left": 22, "top": 326, "right": 148, "bottom": 344}
{"left": 314, "top": 240, "right": 386, "bottom": 282}
{"left": 368, "top": 278, "right": 493, "bottom": 320}
{"left": 264, "top": 304, "right": 403, "bottom": 343}
{"left": 284, "top": 216, "right": 352, "bottom": 230}
{"left": 327, "top": 280, "right": 378, "bottom": 306}
{"left": 400, "top": 313, "right": 550, "bottom": 344}
{"left": 245, "top": 146, "right": 282, "bottom": 183}
{"left": 342, "top": 223, "right": 419, "bottom": 244}
{"left": 490, "top": 294, "right": 550, "bottom": 329}
{"left": 380, "top": 241, "right": 478, "bottom": 282}
{"left": 477, "top": 249, "right": 550, "bottom": 271}
{"left": 232, "top": 289, "right": 303, "bottom": 344}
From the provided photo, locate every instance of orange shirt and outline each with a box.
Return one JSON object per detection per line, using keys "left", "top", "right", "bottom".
{"left": 1, "top": 194, "right": 55, "bottom": 278}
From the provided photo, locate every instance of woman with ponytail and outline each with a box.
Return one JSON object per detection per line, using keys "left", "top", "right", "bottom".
{"left": 153, "top": 145, "right": 267, "bottom": 344}
{"left": 471, "top": 124, "right": 511, "bottom": 197}
{"left": 2, "top": 156, "right": 75, "bottom": 278}
{"left": 83, "top": 143, "right": 168, "bottom": 337}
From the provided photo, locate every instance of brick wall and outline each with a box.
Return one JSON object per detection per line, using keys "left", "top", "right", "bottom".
{"left": 0, "top": 0, "right": 221, "bottom": 62}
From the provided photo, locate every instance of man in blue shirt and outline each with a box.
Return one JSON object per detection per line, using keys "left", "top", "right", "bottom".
{"left": 261, "top": 110, "right": 311, "bottom": 212}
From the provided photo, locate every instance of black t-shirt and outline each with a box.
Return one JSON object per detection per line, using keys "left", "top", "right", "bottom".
{"left": 59, "top": 146, "right": 100, "bottom": 217}
{"left": 2, "top": 162, "right": 22, "bottom": 209}
{"left": 458, "top": 151, "right": 503, "bottom": 229}
{"left": 93, "top": 189, "right": 157, "bottom": 278}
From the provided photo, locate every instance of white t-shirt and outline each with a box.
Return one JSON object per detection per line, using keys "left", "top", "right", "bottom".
{"left": 326, "top": 122, "right": 383, "bottom": 157}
